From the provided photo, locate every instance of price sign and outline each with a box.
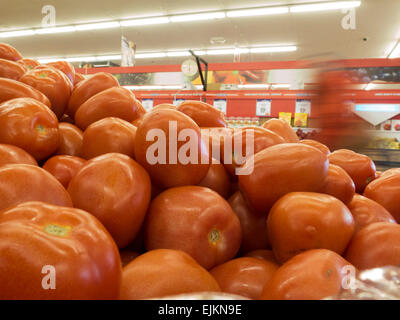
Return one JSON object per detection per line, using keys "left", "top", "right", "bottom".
{"left": 295, "top": 99, "right": 311, "bottom": 115}
{"left": 256, "top": 99, "right": 271, "bottom": 116}
{"left": 213, "top": 99, "right": 227, "bottom": 114}
{"left": 141, "top": 99, "right": 154, "bottom": 112}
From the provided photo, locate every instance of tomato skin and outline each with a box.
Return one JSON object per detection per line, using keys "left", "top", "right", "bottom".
{"left": 177, "top": 100, "right": 227, "bottom": 127}
{"left": 75, "top": 87, "right": 142, "bottom": 130}
{"left": 0, "top": 164, "right": 72, "bottom": 210}
{"left": 380, "top": 168, "right": 400, "bottom": 178}
{"left": 68, "top": 153, "right": 151, "bottom": 248}
{"left": 239, "top": 143, "right": 329, "bottom": 214}
{"left": 0, "top": 58, "right": 27, "bottom": 80}
{"left": 0, "top": 43, "right": 22, "bottom": 61}
{"left": 345, "top": 222, "right": 400, "bottom": 270}
{"left": 318, "top": 164, "right": 355, "bottom": 205}
{"left": 198, "top": 158, "right": 232, "bottom": 198}
{"left": 74, "top": 72, "right": 86, "bottom": 85}
{"left": 153, "top": 103, "right": 177, "bottom": 110}
{"left": 300, "top": 139, "right": 330, "bottom": 156}
{"left": 0, "top": 78, "right": 51, "bottom": 107}
{"left": 43, "top": 155, "right": 86, "bottom": 188}
{"left": 0, "top": 201, "right": 121, "bottom": 299}
{"left": 328, "top": 149, "right": 376, "bottom": 193}
{"left": 210, "top": 257, "right": 278, "bottom": 300}
{"left": 0, "top": 98, "right": 59, "bottom": 160}
{"left": 201, "top": 127, "right": 234, "bottom": 165}
{"left": 55, "top": 123, "right": 83, "bottom": 157}
{"left": 0, "top": 144, "right": 38, "bottom": 166}
{"left": 46, "top": 61, "right": 75, "bottom": 86}
{"left": 67, "top": 72, "right": 119, "bottom": 118}
{"left": 17, "top": 58, "right": 40, "bottom": 70}
{"left": 81, "top": 117, "right": 137, "bottom": 159}
{"left": 347, "top": 194, "right": 396, "bottom": 233}
{"left": 228, "top": 191, "right": 270, "bottom": 254}
{"left": 260, "top": 249, "right": 352, "bottom": 300}
{"left": 144, "top": 186, "right": 242, "bottom": 269}
{"left": 262, "top": 118, "right": 299, "bottom": 143}
{"left": 245, "top": 249, "right": 278, "bottom": 264}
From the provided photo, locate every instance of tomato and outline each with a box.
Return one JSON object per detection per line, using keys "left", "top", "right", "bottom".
{"left": 144, "top": 186, "right": 242, "bottom": 269}
{"left": 55, "top": 123, "right": 83, "bottom": 157}
{"left": 262, "top": 118, "right": 299, "bottom": 143}
{"left": 375, "top": 170, "right": 382, "bottom": 179}
{"left": 239, "top": 143, "right": 329, "bottom": 214}
{"left": 17, "top": 58, "right": 40, "bottom": 70}
{"left": 43, "top": 155, "right": 86, "bottom": 188}
{"left": 75, "top": 87, "right": 143, "bottom": 130}
{"left": 67, "top": 72, "right": 119, "bottom": 118}
{"left": 0, "top": 201, "right": 121, "bottom": 299}
{"left": 46, "top": 61, "right": 75, "bottom": 86}
{"left": 20, "top": 66, "right": 72, "bottom": 119}
{"left": 0, "top": 43, "right": 22, "bottom": 61}
{"left": 0, "top": 78, "right": 51, "bottom": 107}
{"left": 328, "top": 149, "right": 376, "bottom": 193}
{"left": 267, "top": 192, "right": 354, "bottom": 264}
{"left": 345, "top": 222, "right": 400, "bottom": 270}
{"left": 380, "top": 167, "right": 400, "bottom": 178}
{"left": 177, "top": 100, "right": 227, "bottom": 127}
{"left": 210, "top": 257, "right": 278, "bottom": 300}
{"left": 245, "top": 249, "right": 278, "bottom": 264}
{"left": 68, "top": 153, "right": 151, "bottom": 248}
{"left": 81, "top": 117, "right": 137, "bottom": 159}
{"left": 300, "top": 139, "right": 330, "bottom": 156}
{"left": 153, "top": 103, "right": 177, "bottom": 110}
{"left": 0, "top": 98, "right": 59, "bottom": 160}
{"left": 0, "top": 144, "right": 38, "bottom": 166}
{"left": 131, "top": 116, "right": 143, "bottom": 127}
{"left": 318, "top": 164, "right": 355, "bottom": 205}
{"left": 198, "top": 158, "right": 232, "bottom": 198}
{"left": 347, "top": 194, "right": 396, "bottom": 233}
{"left": 135, "top": 109, "right": 210, "bottom": 188}
{"left": 0, "top": 58, "right": 27, "bottom": 80}
{"left": 74, "top": 72, "right": 86, "bottom": 85}
{"left": 0, "top": 164, "right": 72, "bottom": 210}
{"left": 201, "top": 127, "right": 234, "bottom": 165}
{"left": 120, "top": 249, "right": 220, "bottom": 299}
{"left": 119, "top": 249, "right": 140, "bottom": 267}
{"left": 228, "top": 191, "right": 270, "bottom": 254}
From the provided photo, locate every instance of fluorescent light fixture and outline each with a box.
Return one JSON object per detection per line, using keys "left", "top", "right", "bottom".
{"left": 238, "top": 84, "right": 270, "bottom": 89}
{"left": 170, "top": 12, "right": 225, "bottom": 22}
{"left": 364, "top": 83, "right": 375, "bottom": 91}
{"left": 120, "top": 17, "right": 169, "bottom": 26}
{"left": 166, "top": 51, "right": 191, "bottom": 57}
{"left": 35, "top": 26, "right": 76, "bottom": 34}
{"left": 355, "top": 104, "right": 400, "bottom": 112}
{"left": 135, "top": 52, "right": 167, "bottom": 59}
{"left": 0, "top": 29, "right": 35, "bottom": 38}
{"left": 250, "top": 46, "right": 297, "bottom": 53}
{"left": 290, "top": 1, "right": 361, "bottom": 13}
{"left": 96, "top": 55, "right": 122, "bottom": 61}
{"left": 206, "top": 48, "right": 249, "bottom": 55}
{"left": 65, "top": 56, "right": 97, "bottom": 62}
{"left": 75, "top": 21, "right": 120, "bottom": 31}
{"left": 389, "top": 41, "right": 400, "bottom": 59}
{"left": 193, "top": 50, "right": 206, "bottom": 55}
{"left": 272, "top": 84, "right": 291, "bottom": 89}
{"left": 227, "top": 6, "right": 289, "bottom": 17}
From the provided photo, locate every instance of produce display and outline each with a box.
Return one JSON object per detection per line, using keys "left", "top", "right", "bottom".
{"left": 1, "top": 43, "right": 400, "bottom": 301}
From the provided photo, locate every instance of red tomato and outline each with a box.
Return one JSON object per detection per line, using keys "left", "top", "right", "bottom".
{"left": 239, "top": 143, "right": 329, "bottom": 214}
{"left": 0, "top": 43, "right": 22, "bottom": 61}
{"left": 0, "top": 144, "right": 38, "bottom": 166}
{"left": 144, "top": 186, "right": 242, "bottom": 269}
{"left": 318, "top": 164, "right": 355, "bottom": 205}
{"left": 177, "top": 100, "right": 227, "bottom": 127}
{"left": 300, "top": 139, "right": 330, "bottom": 156}
{"left": 75, "top": 87, "right": 143, "bottom": 130}
{"left": 55, "top": 123, "right": 83, "bottom": 157}
{"left": 0, "top": 98, "right": 59, "bottom": 160}
{"left": 46, "top": 61, "right": 75, "bottom": 86}
{"left": 345, "top": 222, "right": 400, "bottom": 270}
{"left": 380, "top": 168, "right": 400, "bottom": 178}
{"left": 0, "top": 58, "right": 27, "bottom": 80}
{"left": 328, "top": 149, "right": 376, "bottom": 193}
{"left": 245, "top": 249, "right": 278, "bottom": 264}
{"left": 198, "top": 158, "right": 232, "bottom": 198}
{"left": 74, "top": 72, "right": 86, "bottom": 85}
{"left": 347, "top": 194, "right": 396, "bottom": 233}
{"left": 43, "top": 155, "right": 86, "bottom": 188}
{"left": 67, "top": 72, "right": 119, "bottom": 118}
{"left": 20, "top": 66, "right": 72, "bottom": 119}
{"left": 17, "top": 58, "right": 40, "bottom": 70}
{"left": 0, "top": 164, "right": 72, "bottom": 210}
{"left": 0, "top": 201, "right": 121, "bottom": 299}
{"left": 228, "top": 191, "right": 270, "bottom": 254}
{"left": 68, "top": 153, "right": 151, "bottom": 248}
{"left": 120, "top": 249, "right": 220, "bottom": 299}
{"left": 262, "top": 118, "right": 299, "bottom": 143}
{"left": 260, "top": 249, "right": 353, "bottom": 300}
{"left": 201, "top": 127, "right": 234, "bottom": 165}
{"left": 210, "top": 257, "right": 278, "bottom": 300}
{"left": 81, "top": 117, "right": 137, "bottom": 159}
{"left": 267, "top": 192, "right": 355, "bottom": 264}
{"left": 135, "top": 109, "right": 210, "bottom": 189}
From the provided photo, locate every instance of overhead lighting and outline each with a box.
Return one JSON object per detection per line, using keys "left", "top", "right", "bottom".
{"left": 35, "top": 26, "right": 76, "bottom": 34}
{"left": 364, "top": 83, "right": 375, "bottom": 91}
{"left": 290, "top": 1, "right": 361, "bottom": 13}
{"left": 65, "top": 56, "right": 97, "bottom": 62}
{"left": 250, "top": 46, "right": 297, "bottom": 53}
{"left": 206, "top": 48, "right": 249, "bottom": 55}
{"left": 170, "top": 12, "right": 225, "bottom": 22}
{"left": 135, "top": 52, "right": 167, "bottom": 59}
{"left": 75, "top": 21, "right": 120, "bottom": 31}
{"left": 0, "top": 29, "right": 35, "bottom": 38}
{"left": 166, "top": 51, "right": 191, "bottom": 57}
{"left": 272, "top": 84, "right": 291, "bottom": 89}
{"left": 238, "top": 84, "right": 270, "bottom": 89}
{"left": 96, "top": 55, "right": 122, "bottom": 61}
{"left": 120, "top": 17, "right": 170, "bottom": 26}
{"left": 227, "top": 6, "right": 289, "bottom": 17}
{"left": 193, "top": 50, "right": 206, "bottom": 56}
{"left": 388, "top": 41, "right": 400, "bottom": 59}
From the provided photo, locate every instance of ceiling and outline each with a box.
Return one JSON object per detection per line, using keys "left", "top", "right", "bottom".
{"left": 1, "top": 0, "right": 400, "bottom": 65}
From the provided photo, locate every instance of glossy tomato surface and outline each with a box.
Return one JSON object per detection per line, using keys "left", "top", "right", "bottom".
{"left": 300, "top": 139, "right": 330, "bottom": 156}
{"left": 0, "top": 144, "right": 38, "bottom": 166}
{"left": 177, "top": 100, "right": 227, "bottom": 127}
{"left": 153, "top": 103, "right": 176, "bottom": 110}
{"left": 262, "top": 118, "right": 299, "bottom": 143}
{"left": 17, "top": 58, "right": 40, "bottom": 70}
{"left": 198, "top": 158, "right": 232, "bottom": 198}
{"left": 0, "top": 43, "right": 22, "bottom": 61}
{"left": 201, "top": 127, "right": 234, "bottom": 165}
{"left": 46, "top": 61, "right": 75, "bottom": 86}
{"left": 55, "top": 123, "right": 83, "bottom": 157}
{"left": 43, "top": 155, "right": 86, "bottom": 188}
{"left": 0, "top": 58, "right": 27, "bottom": 80}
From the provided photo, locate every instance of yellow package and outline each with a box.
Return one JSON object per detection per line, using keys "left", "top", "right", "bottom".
{"left": 279, "top": 112, "right": 292, "bottom": 126}
{"left": 294, "top": 113, "right": 308, "bottom": 127}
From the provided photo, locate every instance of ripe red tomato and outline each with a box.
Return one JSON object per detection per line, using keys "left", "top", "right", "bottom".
{"left": 81, "top": 117, "right": 137, "bottom": 159}
{"left": 201, "top": 127, "right": 234, "bottom": 165}
{"left": 328, "top": 149, "right": 376, "bottom": 193}
{"left": 55, "top": 123, "right": 83, "bottom": 157}
{"left": 135, "top": 109, "right": 210, "bottom": 188}
{"left": 262, "top": 118, "right": 299, "bottom": 143}
{"left": 228, "top": 191, "right": 270, "bottom": 254}
{"left": 318, "top": 164, "right": 355, "bottom": 205}
{"left": 0, "top": 58, "right": 27, "bottom": 80}
{"left": 198, "top": 158, "right": 232, "bottom": 198}
{"left": 68, "top": 153, "right": 151, "bottom": 248}
{"left": 17, "top": 58, "right": 40, "bottom": 70}
{"left": 260, "top": 249, "right": 353, "bottom": 300}
{"left": 0, "top": 43, "right": 22, "bottom": 61}
{"left": 144, "top": 186, "right": 242, "bottom": 269}
{"left": 177, "top": 100, "right": 227, "bottom": 127}
{"left": 0, "top": 144, "right": 38, "bottom": 166}
{"left": 300, "top": 139, "right": 330, "bottom": 156}
{"left": 0, "top": 98, "right": 59, "bottom": 160}
{"left": 210, "top": 257, "right": 278, "bottom": 300}
{"left": 245, "top": 249, "right": 278, "bottom": 264}
{"left": 74, "top": 72, "right": 86, "bottom": 85}
{"left": 380, "top": 167, "right": 400, "bottom": 178}
{"left": 239, "top": 143, "right": 329, "bottom": 214}
{"left": 345, "top": 222, "right": 400, "bottom": 270}
{"left": 20, "top": 66, "right": 72, "bottom": 119}
{"left": 75, "top": 87, "right": 143, "bottom": 130}
{"left": 43, "top": 155, "right": 86, "bottom": 188}
{"left": 0, "top": 201, "right": 121, "bottom": 299}
{"left": 347, "top": 194, "right": 396, "bottom": 233}
{"left": 46, "top": 61, "right": 75, "bottom": 86}
{"left": 120, "top": 249, "right": 220, "bottom": 299}
{"left": 0, "top": 164, "right": 72, "bottom": 210}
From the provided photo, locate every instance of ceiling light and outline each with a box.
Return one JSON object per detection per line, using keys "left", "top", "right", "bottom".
{"left": 388, "top": 41, "right": 400, "bottom": 59}
{"left": 193, "top": 50, "right": 206, "bottom": 56}
{"left": 96, "top": 55, "right": 122, "bottom": 61}
{"left": 238, "top": 84, "right": 270, "bottom": 89}
{"left": 250, "top": 46, "right": 297, "bottom": 53}
{"left": 75, "top": 21, "right": 120, "bottom": 31}
{"left": 35, "top": 26, "right": 76, "bottom": 34}
{"left": 166, "top": 51, "right": 191, "bottom": 57}
{"left": 364, "top": 83, "right": 375, "bottom": 91}
{"left": 206, "top": 48, "right": 249, "bottom": 55}
{"left": 65, "top": 56, "right": 97, "bottom": 62}
{"left": 227, "top": 6, "right": 289, "bottom": 17}
{"left": 0, "top": 29, "right": 35, "bottom": 38}
{"left": 120, "top": 17, "right": 170, "bottom": 26}
{"left": 272, "top": 84, "right": 291, "bottom": 89}
{"left": 290, "top": 1, "right": 361, "bottom": 13}
{"left": 135, "top": 52, "right": 167, "bottom": 59}
{"left": 170, "top": 12, "right": 225, "bottom": 22}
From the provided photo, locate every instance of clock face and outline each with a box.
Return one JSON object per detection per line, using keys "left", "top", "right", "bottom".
{"left": 181, "top": 59, "right": 198, "bottom": 77}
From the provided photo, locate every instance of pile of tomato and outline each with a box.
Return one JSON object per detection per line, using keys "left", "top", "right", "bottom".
{"left": 1, "top": 43, "right": 400, "bottom": 300}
